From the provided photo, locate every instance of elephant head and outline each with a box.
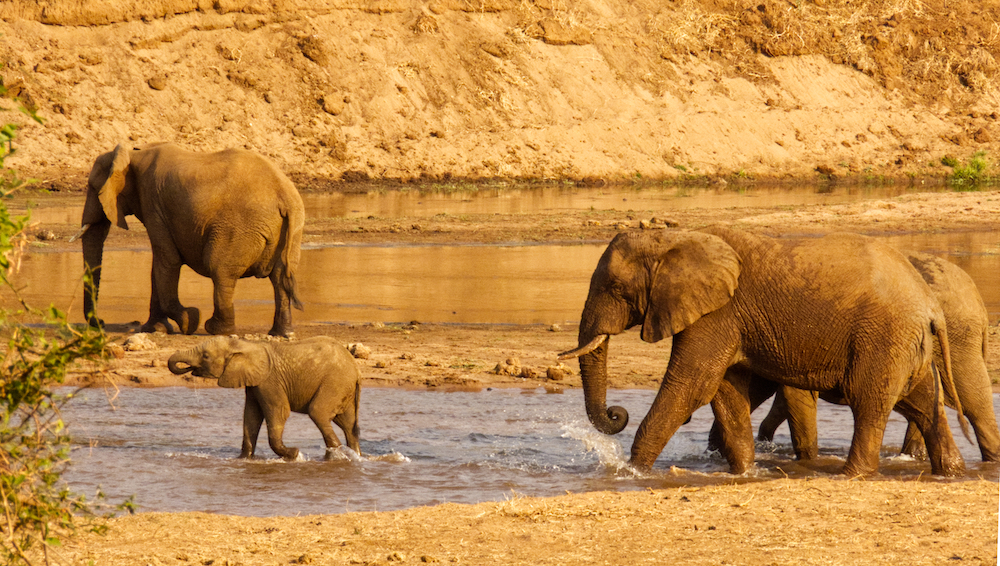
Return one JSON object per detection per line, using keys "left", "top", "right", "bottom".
{"left": 168, "top": 336, "right": 269, "bottom": 388}
{"left": 559, "top": 230, "right": 741, "bottom": 435}
{"left": 73, "top": 144, "right": 138, "bottom": 327}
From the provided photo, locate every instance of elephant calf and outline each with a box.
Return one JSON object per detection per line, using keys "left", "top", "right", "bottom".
{"left": 168, "top": 336, "right": 361, "bottom": 460}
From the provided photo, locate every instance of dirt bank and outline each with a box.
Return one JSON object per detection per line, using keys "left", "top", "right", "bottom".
{"left": 2, "top": 0, "right": 999, "bottom": 185}
{"left": 61, "top": 479, "right": 998, "bottom": 566}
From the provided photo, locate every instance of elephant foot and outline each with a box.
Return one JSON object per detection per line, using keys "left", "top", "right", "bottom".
{"left": 87, "top": 315, "right": 105, "bottom": 329}
{"left": 175, "top": 307, "right": 201, "bottom": 335}
{"left": 278, "top": 447, "right": 300, "bottom": 462}
{"left": 141, "top": 319, "right": 173, "bottom": 334}
{"left": 204, "top": 316, "right": 234, "bottom": 336}
{"left": 268, "top": 324, "right": 294, "bottom": 338}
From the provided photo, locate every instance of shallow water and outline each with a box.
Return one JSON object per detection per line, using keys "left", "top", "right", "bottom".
{"left": 62, "top": 386, "right": 998, "bottom": 517}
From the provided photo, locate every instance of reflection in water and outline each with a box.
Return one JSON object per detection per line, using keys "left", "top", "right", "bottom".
{"left": 15, "top": 183, "right": 946, "bottom": 225}
{"left": 14, "top": 232, "right": 1000, "bottom": 327}
{"left": 61, "top": 387, "right": 998, "bottom": 517}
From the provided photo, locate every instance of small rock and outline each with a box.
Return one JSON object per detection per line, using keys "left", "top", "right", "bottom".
{"left": 519, "top": 367, "right": 538, "bottom": 379}
{"left": 388, "top": 552, "right": 406, "bottom": 562}
{"left": 147, "top": 75, "right": 168, "bottom": 91}
{"left": 35, "top": 230, "right": 57, "bottom": 241}
{"left": 106, "top": 343, "right": 126, "bottom": 359}
{"left": 348, "top": 343, "right": 371, "bottom": 359}
{"left": 493, "top": 357, "right": 522, "bottom": 376}
{"left": 549, "top": 324, "right": 562, "bottom": 332}
{"left": 546, "top": 363, "right": 572, "bottom": 381}
{"left": 293, "top": 554, "right": 314, "bottom": 564}
{"left": 322, "top": 95, "right": 345, "bottom": 116}
{"left": 123, "top": 333, "right": 156, "bottom": 351}
{"left": 374, "top": 360, "right": 389, "bottom": 369}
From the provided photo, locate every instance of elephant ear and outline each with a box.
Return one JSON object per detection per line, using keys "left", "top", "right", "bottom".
{"left": 98, "top": 144, "right": 131, "bottom": 230}
{"left": 218, "top": 339, "right": 269, "bottom": 388}
{"left": 641, "top": 231, "right": 741, "bottom": 343}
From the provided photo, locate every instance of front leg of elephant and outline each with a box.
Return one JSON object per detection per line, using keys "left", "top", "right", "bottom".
{"left": 631, "top": 331, "right": 739, "bottom": 471}
{"left": 240, "top": 389, "right": 265, "bottom": 458}
{"left": 709, "top": 368, "right": 756, "bottom": 474}
{"left": 260, "top": 397, "right": 298, "bottom": 461}
{"left": 147, "top": 247, "right": 200, "bottom": 335}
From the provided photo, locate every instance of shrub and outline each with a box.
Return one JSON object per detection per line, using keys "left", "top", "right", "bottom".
{"left": 0, "top": 80, "right": 120, "bottom": 566}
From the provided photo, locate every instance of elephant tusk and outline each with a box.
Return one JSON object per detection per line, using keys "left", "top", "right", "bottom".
{"left": 69, "top": 224, "right": 91, "bottom": 243}
{"left": 557, "top": 334, "right": 608, "bottom": 360}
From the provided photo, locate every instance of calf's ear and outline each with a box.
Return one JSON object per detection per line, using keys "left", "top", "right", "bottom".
{"left": 218, "top": 340, "right": 269, "bottom": 388}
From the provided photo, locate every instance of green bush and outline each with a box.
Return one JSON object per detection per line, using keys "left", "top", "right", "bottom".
{"left": 947, "top": 151, "right": 993, "bottom": 188}
{"left": 0, "top": 82, "right": 121, "bottom": 566}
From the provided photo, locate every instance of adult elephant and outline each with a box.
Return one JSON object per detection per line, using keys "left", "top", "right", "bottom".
{"left": 559, "top": 227, "right": 969, "bottom": 477}
{"left": 74, "top": 143, "right": 304, "bottom": 337}
{"left": 749, "top": 251, "right": 999, "bottom": 462}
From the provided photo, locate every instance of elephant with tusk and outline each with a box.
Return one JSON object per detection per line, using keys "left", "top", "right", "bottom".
{"left": 169, "top": 336, "right": 361, "bottom": 460}
{"left": 561, "top": 227, "right": 970, "bottom": 477}
{"left": 78, "top": 142, "right": 305, "bottom": 337}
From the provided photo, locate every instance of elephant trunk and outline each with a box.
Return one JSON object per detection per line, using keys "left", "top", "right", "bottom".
{"left": 80, "top": 219, "right": 111, "bottom": 327}
{"left": 168, "top": 348, "right": 198, "bottom": 375}
{"left": 578, "top": 338, "right": 629, "bottom": 435}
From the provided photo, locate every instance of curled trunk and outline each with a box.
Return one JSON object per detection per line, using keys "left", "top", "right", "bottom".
{"left": 579, "top": 339, "right": 629, "bottom": 434}
{"left": 168, "top": 349, "right": 198, "bottom": 375}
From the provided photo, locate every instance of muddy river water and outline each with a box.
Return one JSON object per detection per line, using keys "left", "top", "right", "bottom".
{"left": 11, "top": 184, "right": 1000, "bottom": 515}
{"left": 14, "top": 184, "right": 1000, "bottom": 325}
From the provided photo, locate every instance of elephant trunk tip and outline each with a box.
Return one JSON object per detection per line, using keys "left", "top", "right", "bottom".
{"left": 592, "top": 405, "right": 629, "bottom": 435}
{"left": 167, "top": 356, "right": 195, "bottom": 375}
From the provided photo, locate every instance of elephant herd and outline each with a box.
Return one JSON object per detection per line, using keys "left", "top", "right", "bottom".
{"left": 77, "top": 143, "right": 998, "bottom": 476}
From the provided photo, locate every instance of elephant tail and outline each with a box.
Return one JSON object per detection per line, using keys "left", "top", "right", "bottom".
{"left": 932, "top": 320, "right": 972, "bottom": 444}
{"left": 281, "top": 201, "right": 305, "bottom": 311}
{"left": 352, "top": 380, "right": 362, "bottom": 451}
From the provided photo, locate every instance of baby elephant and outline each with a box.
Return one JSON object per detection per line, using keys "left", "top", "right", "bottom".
{"left": 168, "top": 336, "right": 361, "bottom": 460}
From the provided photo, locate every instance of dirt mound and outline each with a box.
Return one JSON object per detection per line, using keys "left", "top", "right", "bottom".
{"left": 0, "top": 0, "right": 998, "bottom": 186}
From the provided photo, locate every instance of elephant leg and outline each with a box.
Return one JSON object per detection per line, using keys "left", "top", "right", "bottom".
{"left": 307, "top": 408, "right": 343, "bottom": 459}
{"left": 147, "top": 247, "right": 200, "bottom": 335}
{"left": 630, "top": 335, "right": 736, "bottom": 471}
{"left": 707, "top": 370, "right": 777, "bottom": 454}
{"left": 141, "top": 267, "right": 173, "bottom": 334}
{"left": 268, "top": 267, "right": 293, "bottom": 337}
{"left": 755, "top": 387, "right": 788, "bottom": 443}
{"left": 263, "top": 403, "right": 298, "bottom": 461}
{"left": 900, "top": 421, "right": 928, "bottom": 460}
{"left": 893, "top": 374, "right": 965, "bottom": 477}
{"left": 205, "top": 274, "right": 238, "bottom": 336}
{"left": 709, "top": 368, "right": 755, "bottom": 474}
{"left": 953, "top": 360, "right": 1000, "bottom": 462}
{"left": 333, "top": 406, "right": 361, "bottom": 455}
{"left": 783, "top": 387, "right": 820, "bottom": 460}
{"left": 240, "top": 390, "right": 265, "bottom": 459}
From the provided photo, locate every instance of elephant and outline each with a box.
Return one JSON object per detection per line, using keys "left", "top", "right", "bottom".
{"left": 744, "top": 251, "right": 999, "bottom": 463}
{"left": 559, "top": 227, "right": 970, "bottom": 477}
{"left": 168, "top": 336, "right": 361, "bottom": 460}
{"left": 73, "top": 142, "right": 305, "bottom": 337}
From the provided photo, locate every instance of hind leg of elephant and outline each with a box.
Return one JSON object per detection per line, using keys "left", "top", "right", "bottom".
{"left": 205, "top": 275, "right": 238, "bottom": 336}
{"left": 893, "top": 371, "right": 965, "bottom": 477}
{"left": 268, "top": 266, "right": 293, "bottom": 337}
{"left": 333, "top": 406, "right": 360, "bottom": 454}
{"left": 783, "top": 387, "right": 820, "bottom": 460}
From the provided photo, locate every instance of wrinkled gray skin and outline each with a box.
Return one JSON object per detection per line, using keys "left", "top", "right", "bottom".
{"left": 168, "top": 336, "right": 361, "bottom": 460}
{"left": 78, "top": 142, "right": 304, "bottom": 337}
{"left": 561, "top": 227, "right": 968, "bottom": 477}
{"left": 743, "top": 251, "right": 999, "bottom": 463}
